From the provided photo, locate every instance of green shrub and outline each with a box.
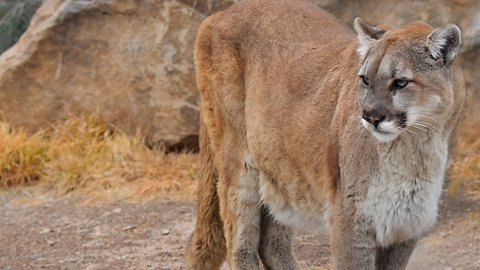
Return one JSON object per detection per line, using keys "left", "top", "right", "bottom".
{"left": 0, "top": 0, "right": 42, "bottom": 54}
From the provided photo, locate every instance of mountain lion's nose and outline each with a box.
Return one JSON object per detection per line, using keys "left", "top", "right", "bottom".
{"left": 362, "top": 110, "right": 385, "bottom": 128}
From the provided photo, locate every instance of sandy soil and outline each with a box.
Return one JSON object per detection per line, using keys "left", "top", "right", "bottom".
{"left": 0, "top": 189, "right": 478, "bottom": 270}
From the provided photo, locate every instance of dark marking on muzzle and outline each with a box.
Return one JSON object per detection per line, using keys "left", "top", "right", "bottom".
{"left": 362, "top": 109, "right": 386, "bottom": 128}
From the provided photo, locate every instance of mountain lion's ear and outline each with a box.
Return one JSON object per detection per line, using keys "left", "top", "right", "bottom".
{"left": 427, "top": 24, "right": 461, "bottom": 66}
{"left": 353, "top": 17, "right": 386, "bottom": 58}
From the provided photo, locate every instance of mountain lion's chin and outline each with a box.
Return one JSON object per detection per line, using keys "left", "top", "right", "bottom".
{"left": 371, "top": 129, "right": 401, "bottom": 143}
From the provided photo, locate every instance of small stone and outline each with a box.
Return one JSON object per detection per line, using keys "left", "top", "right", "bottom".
{"left": 46, "top": 240, "right": 56, "bottom": 246}
{"left": 27, "top": 255, "right": 39, "bottom": 261}
{"left": 113, "top": 208, "right": 122, "bottom": 213}
{"left": 40, "top": 228, "right": 54, "bottom": 234}
{"left": 78, "top": 229, "right": 89, "bottom": 238}
{"left": 161, "top": 229, "right": 170, "bottom": 235}
{"left": 122, "top": 225, "right": 137, "bottom": 231}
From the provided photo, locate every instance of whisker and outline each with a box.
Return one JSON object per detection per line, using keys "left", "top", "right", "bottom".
{"left": 414, "top": 122, "right": 435, "bottom": 129}
{"left": 403, "top": 128, "right": 416, "bottom": 139}
{"left": 420, "top": 115, "right": 441, "bottom": 126}
{"left": 413, "top": 124, "right": 436, "bottom": 133}
{"left": 404, "top": 127, "right": 416, "bottom": 135}
{"left": 410, "top": 124, "right": 430, "bottom": 133}
{"left": 415, "top": 119, "right": 436, "bottom": 127}
{"left": 415, "top": 121, "right": 439, "bottom": 132}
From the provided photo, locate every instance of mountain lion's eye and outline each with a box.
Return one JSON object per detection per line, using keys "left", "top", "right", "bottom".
{"left": 360, "top": 75, "right": 370, "bottom": 86}
{"left": 393, "top": 79, "right": 409, "bottom": 89}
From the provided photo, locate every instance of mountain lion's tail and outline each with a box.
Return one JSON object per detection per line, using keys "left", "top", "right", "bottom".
{"left": 185, "top": 13, "right": 227, "bottom": 269}
{"left": 184, "top": 118, "right": 226, "bottom": 269}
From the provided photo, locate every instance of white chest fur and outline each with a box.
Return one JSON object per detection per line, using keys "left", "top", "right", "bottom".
{"left": 361, "top": 134, "right": 448, "bottom": 247}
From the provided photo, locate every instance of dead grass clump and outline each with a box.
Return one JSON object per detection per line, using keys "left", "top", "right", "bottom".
{"left": 0, "top": 122, "right": 49, "bottom": 188}
{"left": 448, "top": 137, "right": 480, "bottom": 196}
{"left": 0, "top": 115, "right": 199, "bottom": 201}
{"left": 449, "top": 121, "right": 480, "bottom": 194}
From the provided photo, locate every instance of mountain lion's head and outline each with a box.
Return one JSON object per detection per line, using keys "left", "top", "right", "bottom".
{"left": 354, "top": 18, "right": 461, "bottom": 142}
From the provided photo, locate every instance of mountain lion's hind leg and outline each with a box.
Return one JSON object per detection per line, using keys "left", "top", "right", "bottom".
{"left": 218, "top": 155, "right": 262, "bottom": 269}
{"left": 259, "top": 207, "right": 300, "bottom": 270}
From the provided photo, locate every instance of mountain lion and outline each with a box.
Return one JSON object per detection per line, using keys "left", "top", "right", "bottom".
{"left": 185, "top": 0, "right": 465, "bottom": 269}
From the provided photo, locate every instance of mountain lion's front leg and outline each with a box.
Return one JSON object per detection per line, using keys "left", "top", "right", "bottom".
{"left": 258, "top": 207, "right": 300, "bottom": 270}
{"left": 330, "top": 206, "right": 376, "bottom": 270}
{"left": 375, "top": 240, "right": 416, "bottom": 270}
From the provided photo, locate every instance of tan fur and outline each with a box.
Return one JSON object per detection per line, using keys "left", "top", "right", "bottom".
{"left": 185, "top": 0, "right": 465, "bottom": 269}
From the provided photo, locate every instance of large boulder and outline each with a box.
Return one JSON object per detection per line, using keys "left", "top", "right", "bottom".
{"left": 0, "top": 0, "right": 208, "bottom": 148}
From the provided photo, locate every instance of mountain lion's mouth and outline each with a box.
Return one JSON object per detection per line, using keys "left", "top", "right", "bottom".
{"left": 361, "top": 118, "right": 402, "bottom": 142}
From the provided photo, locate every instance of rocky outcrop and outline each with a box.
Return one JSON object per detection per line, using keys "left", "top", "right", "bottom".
{"left": 0, "top": 0, "right": 478, "bottom": 147}
{"left": 0, "top": 0, "right": 207, "bottom": 147}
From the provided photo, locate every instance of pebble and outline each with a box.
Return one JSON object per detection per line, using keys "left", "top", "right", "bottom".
{"left": 161, "top": 229, "right": 170, "bottom": 235}
{"left": 46, "top": 240, "right": 56, "bottom": 246}
{"left": 439, "top": 232, "right": 449, "bottom": 237}
{"left": 39, "top": 228, "right": 54, "bottom": 234}
{"left": 122, "top": 225, "right": 137, "bottom": 231}
{"left": 113, "top": 208, "right": 122, "bottom": 213}
{"left": 27, "top": 255, "right": 39, "bottom": 261}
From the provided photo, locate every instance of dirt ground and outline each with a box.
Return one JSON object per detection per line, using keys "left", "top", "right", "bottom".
{"left": 0, "top": 189, "right": 479, "bottom": 270}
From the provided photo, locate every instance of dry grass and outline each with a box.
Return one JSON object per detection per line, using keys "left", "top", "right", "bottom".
{"left": 0, "top": 114, "right": 478, "bottom": 202}
{"left": 0, "top": 115, "right": 199, "bottom": 201}
{"left": 0, "top": 122, "right": 49, "bottom": 187}
{"left": 448, "top": 119, "right": 480, "bottom": 195}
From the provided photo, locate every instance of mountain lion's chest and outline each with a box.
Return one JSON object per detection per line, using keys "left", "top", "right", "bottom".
{"left": 361, "top": 136, "right": 448, "bottom": 247}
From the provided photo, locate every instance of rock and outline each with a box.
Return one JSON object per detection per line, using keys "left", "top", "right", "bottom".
{"left": 27, "top": 255, "right": 39, "bottom": 261}
{"left": 46, "top": 239, "right": 56, "bottom": 246}
{"left": 39, "top": 227, "right": 54, "bottom": 234}
{"left": 161, "top": 229, "right": 170, "bottom": 235}
{"left": 122, "top": 225, "right": 137, "bottom": 231}
{"left": 0, "top": 0, "right": 205, "bottom": 147}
